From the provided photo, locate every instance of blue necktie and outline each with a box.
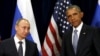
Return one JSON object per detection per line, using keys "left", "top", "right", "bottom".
{"left": 18, "top": 41, "right": 23, "bottom": 56}
{"left": 73, "top": 29, "right": 78, "bottom": 54}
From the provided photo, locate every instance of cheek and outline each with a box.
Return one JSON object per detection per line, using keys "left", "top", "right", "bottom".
{"left": 75, "top": 15, "right": 81, "bottom": 20}
{"left": 67, "top": 19, "right": 72, "bottom": 23}
{"left": 18, "top": 30, "right": 23, "bottom": 34}
{"left": 18, "top": 28, "right": 24, "bottom": 33}
{"left": 67, "top": 19, "right": 70, "bottom": 22}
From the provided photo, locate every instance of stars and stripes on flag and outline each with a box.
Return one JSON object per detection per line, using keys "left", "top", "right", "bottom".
{"left": 91, "top": 0, "right": 100, "bottom": 27}
{"left": 11, "top": 0, "right": 41, "bottom": 55}
{"left": 42, "top": 0, "right": 71, "bottom": 56}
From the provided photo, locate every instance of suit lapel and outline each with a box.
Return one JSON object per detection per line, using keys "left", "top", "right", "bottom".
{"left": 67, "top": 29, "right": 75, "bottom": 56}
{"left": 25, "top": 39, "right": 30, "bottom": 56}
{"left": 77, "top": 24, "right": 87, "bottom": 54}
{"left": 10, "top": 38, "right": 18, "bottom": 56}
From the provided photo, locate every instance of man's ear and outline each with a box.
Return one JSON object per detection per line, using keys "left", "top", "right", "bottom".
{"left": 15, "top": 25, "right": 17, "bottom": 31}
{"left": 81, "top": 12, "right": 84, "bottom": 18}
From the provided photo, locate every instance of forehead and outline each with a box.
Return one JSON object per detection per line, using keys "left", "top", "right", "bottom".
{"left": 67, "top": 8, "right": 79, "bottom": 12}
{"left": 66, "top": 8, "right": 80, "bottom": 14}
{"left": 18, "top": 20, "right": 30, "bottom": 26}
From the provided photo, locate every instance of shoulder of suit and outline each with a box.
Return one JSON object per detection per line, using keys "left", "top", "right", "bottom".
{"left": 25, "top": 39, "right": 37, "bottom": 45}
{"left": 0, "top": 38, "right": 13, "bottom": 47}
{"left": 81, "top": 24, "right": 98, "bottom": 36}
{"left": 83, "top": 24, "right": 97, "bottom": 30}
{"left": 1, "top": 38, "right": 13, "bottom": 43}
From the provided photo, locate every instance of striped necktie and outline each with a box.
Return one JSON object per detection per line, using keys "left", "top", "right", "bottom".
{"left": 73, "top": 29, "right": 78, "bottom": 54}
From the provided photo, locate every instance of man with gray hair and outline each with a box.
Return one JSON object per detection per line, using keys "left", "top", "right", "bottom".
{"left": 0, "top": 18, "right": 38, "bottom": 56}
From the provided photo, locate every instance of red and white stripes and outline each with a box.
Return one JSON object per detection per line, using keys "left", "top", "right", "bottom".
{"left": 42, "top": 16, "right": 61, "bottom": 56}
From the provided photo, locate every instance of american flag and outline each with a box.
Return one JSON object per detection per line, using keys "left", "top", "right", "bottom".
{"left": 42, "top": 0, "right": 71, "bottom": 56}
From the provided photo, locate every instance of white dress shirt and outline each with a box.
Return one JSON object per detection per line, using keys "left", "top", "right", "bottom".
{"left": 14, "top": 35, "right": 26, "bottom": 56}
{"left": 72, "top": 22, "right": 83, "bottom": 44}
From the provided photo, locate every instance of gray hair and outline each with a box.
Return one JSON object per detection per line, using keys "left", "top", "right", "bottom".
{"left": 16, "top": 18, "right": 29, "bottom": 25}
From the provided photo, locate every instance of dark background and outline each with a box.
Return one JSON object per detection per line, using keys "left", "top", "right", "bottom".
{"left": 0, "top": 0, "right": 98, "bottom": 45}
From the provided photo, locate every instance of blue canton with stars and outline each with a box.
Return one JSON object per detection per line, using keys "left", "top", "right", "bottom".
{"left": 53, "top": 0, "right": 71, "bottom": 37}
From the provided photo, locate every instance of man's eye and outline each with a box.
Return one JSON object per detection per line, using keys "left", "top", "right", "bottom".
{"left": 73, "top": 13, "right": 78, "bottom": 15}
{"left": 22, "top": 27, "right": 26, "bottom": 29}
{"left": 67, "top": 15, "right": 71, "bottom": 18}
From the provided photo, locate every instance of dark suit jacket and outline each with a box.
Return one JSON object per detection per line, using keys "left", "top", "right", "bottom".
{"left": 93, "top": 28, "right": 100, "bottom": 56}
{"left": 61, "top": 24, "right": 98, "bottom": 56}
{"left": 0, "top": 38, "right": 38, "bottom": 56}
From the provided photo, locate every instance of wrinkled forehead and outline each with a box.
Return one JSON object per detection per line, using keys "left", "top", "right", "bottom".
{"left": 19, "top": 20, "right": 30, "bottom": 26}
{"left": 66, "top": 5, "right": 81, "bottom": 13}
{"left": 16, "top": 19, "right": 30, "bottom": 26}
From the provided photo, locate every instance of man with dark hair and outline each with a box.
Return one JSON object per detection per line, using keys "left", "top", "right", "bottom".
{"left": 61, "top": 5, "right": 98, "bottom": 56}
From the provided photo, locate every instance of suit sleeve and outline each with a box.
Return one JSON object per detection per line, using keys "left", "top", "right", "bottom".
{"left": 34, "top": 44, "right": 39, "bottom": 56}
{"left": 60, "top": 33, "right": 67, "bottom": 56}
{"left": 0, "top": 42, "right": 5, "bottom": 56}
{"left": 93, "top": 28, "right": 100, "bottom": 56}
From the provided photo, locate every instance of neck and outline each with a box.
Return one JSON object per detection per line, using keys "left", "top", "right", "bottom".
{"left": 16, "top": 34, "right": 24, "bottom": 41}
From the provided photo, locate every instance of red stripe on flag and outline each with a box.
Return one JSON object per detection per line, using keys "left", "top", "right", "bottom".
{"left": 50, "top": 22, "right": 61, "bottom": 52}
{"left": 46, "top": 34, "right": 55, "bottom": 56}
{"left": 42, "top": 18, "right": 61, "bottom": 56}
{"left": 42, "top": 45, "right": 48, "bottom": 56}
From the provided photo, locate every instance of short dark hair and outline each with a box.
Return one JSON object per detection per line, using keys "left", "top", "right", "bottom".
{"left": 66, "top": 5, "right": 82, "bottom": 12}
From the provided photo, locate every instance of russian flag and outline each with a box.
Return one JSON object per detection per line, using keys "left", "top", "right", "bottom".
{"left": 11, "top": 0, "right": 41, "bottom": 55}
{"left": 91, "top": 0, "right": 100, "bottom": 27}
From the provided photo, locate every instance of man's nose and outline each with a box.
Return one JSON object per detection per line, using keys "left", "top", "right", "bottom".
{"left": 71, "top": 15, "right": 74, "bottom": 20}
{"left": 25, "top": 29, "right": 29, "bottom": 33}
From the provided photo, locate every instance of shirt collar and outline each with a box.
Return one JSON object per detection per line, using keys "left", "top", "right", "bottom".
{"left": 14, "top": 35, "right": 25, "bottom": 44}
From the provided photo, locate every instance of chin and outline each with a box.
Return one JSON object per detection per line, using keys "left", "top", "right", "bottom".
{"left": 72, "top": 25, "right": 78, "bottom": 27}
{"left": 22, "top": 36, "right": 27, "bottom": 38}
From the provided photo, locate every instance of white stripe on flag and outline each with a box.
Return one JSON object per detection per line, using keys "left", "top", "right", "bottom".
{"left": 42, "top": 15, "right": 61, "bottom": 56}
{"left": 51, "top": 16, "right": 61, "bottom": 46}
{"left": 98, "top": 0, "right": 100, "bottom": 5}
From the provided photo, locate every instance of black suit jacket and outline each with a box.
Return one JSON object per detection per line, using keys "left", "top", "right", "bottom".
{"left": 61, "top": 24, "right": 98, "bottom": 56}
{"left": 0, "top": 38, "right": 38, "bottom": 56}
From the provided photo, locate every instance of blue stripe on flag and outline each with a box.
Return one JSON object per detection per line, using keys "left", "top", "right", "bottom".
{"left": 91, "top": 1, "right": 100, "bottom": 27}
{"left": 11, "top": 5, "right": 22, "bottom": 36}
{"left": 26, "top": 33, "right": 34, "bottom": 42}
